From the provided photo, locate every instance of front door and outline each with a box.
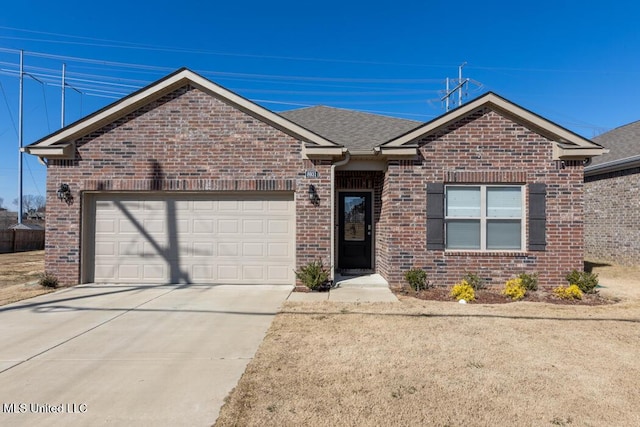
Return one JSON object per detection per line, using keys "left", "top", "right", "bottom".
{"left": 338, "top": 192, "right": 372, "bottom": 270}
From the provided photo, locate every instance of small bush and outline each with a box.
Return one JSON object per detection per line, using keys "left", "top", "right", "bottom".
{"left": 404, "top": 268, "right": 428, "bottom": 291}
{"left": 295, "top": 260, "right": 330, "bottom": 291}
{"left": 565, "top": 270, "right": 598, "bottom": 294}
{"left": 450, "top": 280, "right": 475, "bottom": 301}
{"left": 553, "top": 285, "right": 583, "bottom": 300}
{"left": 462, "top": 272, "right": 486, "bottom": 290}
{"left": 38, "top": 272, "right": 59, "bottom": 289}
{"left": 502, "top": 278, "right": 527, "bottom": 300}
{"left": 518, "top": 272, "right": 539, "bottom": 291}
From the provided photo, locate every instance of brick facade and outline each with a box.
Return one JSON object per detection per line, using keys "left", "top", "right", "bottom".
{"left": 584, "top": 168, "right": 640, "bottom": 265}
{"left": 45, "top": 85, "right": 332, "bottom": 286}
{"left": 42, "top": 82, "right": 589, "bottom": 290}
{"left": 377, "top": 108, "right": 585, "bottom": 288}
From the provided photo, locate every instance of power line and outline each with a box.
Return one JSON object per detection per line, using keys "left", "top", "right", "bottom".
{"left": 0, "top": 81, "right": 18, "bottom": 136}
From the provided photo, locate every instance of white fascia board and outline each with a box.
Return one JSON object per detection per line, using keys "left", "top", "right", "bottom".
{"left": 553, "top": 144, "right": 606, "bottom": 160}
{"left": 302, "top": 145, "right": 346, "bottom": 159}
{"left": 378, "top": 146, "right": 418, "bottom": 157}
{"left": 29, "top": 69, "right": 337, "bottom": 149}
{"left": 24, "top": 142, "right": 75, "bottom": 159}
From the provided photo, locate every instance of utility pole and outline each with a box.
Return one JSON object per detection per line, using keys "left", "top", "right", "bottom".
{"left": 61, "top": 63, "right": 66, "bottom": 127}
{"left": 441, "top": 62, "right": 470, "bottom": 111}
{"left": 458, "top": 62, "right": 466, "bottom": 108}
{"left": 445, "top": 77, "right": 450, "bottom": 112}
{"left": 17, "top": 50, "right": 23, "bottom": 225}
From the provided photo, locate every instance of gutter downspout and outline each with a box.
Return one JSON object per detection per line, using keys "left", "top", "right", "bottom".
{"left": 330, "top": 151, "right": 350, "bottom": 281}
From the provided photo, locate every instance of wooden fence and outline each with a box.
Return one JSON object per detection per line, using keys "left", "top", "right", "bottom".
{"left": 0, "top": 230, "right": 45, "bottom": 253}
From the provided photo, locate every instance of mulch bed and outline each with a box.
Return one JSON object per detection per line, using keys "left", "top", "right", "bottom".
{"left": 393, "top": 287, "right": 614, "bottom": 305}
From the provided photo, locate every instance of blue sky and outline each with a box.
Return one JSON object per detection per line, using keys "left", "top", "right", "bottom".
{"left": 0, "top": 0, "right": 639, "bottom": 209}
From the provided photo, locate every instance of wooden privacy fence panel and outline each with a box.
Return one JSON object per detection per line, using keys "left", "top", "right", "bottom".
{"left": 0, "top": 230, "right": 45, "bottom": 253}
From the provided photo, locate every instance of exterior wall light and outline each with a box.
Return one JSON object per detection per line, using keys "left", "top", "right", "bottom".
{"left": 56, "top": 183, "right": 73, "bottom": 205}
{"left": 308, "top": 184, "right": 320, "bottom": 205}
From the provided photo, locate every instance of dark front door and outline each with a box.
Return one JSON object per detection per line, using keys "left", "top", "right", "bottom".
{"left": 338, "top": 192, "right": 372, "bottom": 269}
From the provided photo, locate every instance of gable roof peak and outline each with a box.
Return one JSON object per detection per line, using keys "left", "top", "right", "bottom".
{"left": 25, "top": 68, "right": 338, "bottom": 158}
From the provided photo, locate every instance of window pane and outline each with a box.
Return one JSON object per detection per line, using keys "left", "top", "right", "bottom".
{"left": 446, "top": 187, "right": 480, "bottom": 217}
{"left": 487, "top": 187, "right": 521, "bottom": 218}
{"left": 487, "top": 220, "right": 521, "bottom": 250}
{"left": 446, "top": 220, "right": 480, "bottom": 249}
{"left": 344, "top": 196, "right": 366, "bottom": 241}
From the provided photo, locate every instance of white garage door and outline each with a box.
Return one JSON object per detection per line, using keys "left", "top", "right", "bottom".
{"left": 89, "top": 193, "right": 295, "bottom": 284}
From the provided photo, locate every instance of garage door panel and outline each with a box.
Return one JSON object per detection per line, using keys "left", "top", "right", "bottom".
{"left": 91, "top": 193, "right": 294, "bottom": 284}
{"left": 193, "top": 219, "right": 215, "bottom": 234}
{"left": 118, "top": 264, "right": 142, "bottom": 281}
{"left": 95, "top": 242, "right": 115, "bottom": 256}
{"left": 243, "top": 219, "right": 264, "bottom": 234}
{"left": 118, "top": 241, "right": 141, "bottom": 257}
{"left": 95, "top": 219, "right": 115, "bottom": 233}
{"left": 268, "top": 242, "right": 290, "bottom": 257}
{"left": 268, "top": 266, "right": 289, "bottom": 281}
{"left": 242, "top": 242, "right": 265, "bottom": 257}
{"left": 218, "top": 265, "right": 240, "bottom": 281}
{"left": 192, "top": 242, "right": 214, "bottom": 257}
{"left": 218, "top": 242, "right": 239, "bottom": 256}
{"left": 143, "top": 264, "right": 165, "bottom": 281}
{"left": 142, "top": 241, "right": 163, "bottom": 258}
{"left": 142, "top": 219, "right": 164, "bottom": 233}
{"left": 268, "top": 219, "right": 290, "bottom": 234}
{"left": 218, "top": 200, "right": 239, "bottom": 212}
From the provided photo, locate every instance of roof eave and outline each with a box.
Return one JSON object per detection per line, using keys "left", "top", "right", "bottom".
{"left": 585, "top": 154, "right": 640, "bottom": 176}
{"left": 553, "top": 144, "right": 607, "bottom": 161}
{"left": 23, "top": 142, "right": 75, "bottom": 159}
{"left": 375, "top": 145, "right": 419, "bottom": 158}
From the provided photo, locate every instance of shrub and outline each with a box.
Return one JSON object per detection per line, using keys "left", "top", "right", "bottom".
{"left": 502, "top": 278, "right": 527, "bottom": 300}
{"left": 450, "top": 280, "right": 475, "bottom": 301}
{"left": 295, "top": 260, "right": 330, "bottom": 291}
{"left": 518, "top": 272, "right": 539, "bottom": 291}
{"left": 462, "top": 272, "right": 486, "bottom": 290}
{"left": 404, "top": 268, "right": 428, "bottom": 291}
{"left": 553, "top": 284, "right": 583, "bottom": 300}
{"left": 565, "top": 270, "right": 598, "bottom": 294}
{"left": 38, "top": 272, "right": 59, "bottom": 289}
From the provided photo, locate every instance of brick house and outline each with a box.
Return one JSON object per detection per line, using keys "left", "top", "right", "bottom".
{"left": 584, "top": 121, "right": 640, "bottom": 265}
{"left": 25, "top": 68, "right": 604, "bottom": 288}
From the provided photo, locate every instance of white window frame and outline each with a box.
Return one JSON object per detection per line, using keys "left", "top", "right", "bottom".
{"left": 445, "top": 184, "right": 525, "bottom": 251}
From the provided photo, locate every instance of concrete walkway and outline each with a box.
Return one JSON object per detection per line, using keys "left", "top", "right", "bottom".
{"left": 0, "top": 283, "right": 291, "bottom": 426}
{"left": 287, "top": 274, "right": 398, "bottom": 302}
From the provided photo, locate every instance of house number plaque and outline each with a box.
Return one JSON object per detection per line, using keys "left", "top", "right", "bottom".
{"left": 305, "top": 170, "right": 320, "bottom": 178}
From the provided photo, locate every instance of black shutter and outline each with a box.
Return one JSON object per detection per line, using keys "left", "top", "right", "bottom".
{"left": 528, "top": 183, "right": 546, "bottom": 251}
{"left": 426, "top": 183, "right": 445, "bottom": 250}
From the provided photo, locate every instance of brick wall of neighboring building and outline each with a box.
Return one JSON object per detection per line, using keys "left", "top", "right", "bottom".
{"left": 584, "top": 168, "right": 640, "bottom": 265}
{"left": 378, "top": 108, "right": 585, "bottom": 289}
{"left": 45, "top": 85, "right": 332, "bottom": 286}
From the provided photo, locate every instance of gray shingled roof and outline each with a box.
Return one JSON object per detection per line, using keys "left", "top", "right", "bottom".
{"left": 279, "top": 106, "right": 421, "bottom": 150}
{"left": 590, "top": 120, "right": 640, "bottom": 166}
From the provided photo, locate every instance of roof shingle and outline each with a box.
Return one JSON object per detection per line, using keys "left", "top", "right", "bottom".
{"left": 279, "top": 106, "right": 421, "bottom": 150}
{"left": 590, "top": 120, "right": 640, "bottom": 166}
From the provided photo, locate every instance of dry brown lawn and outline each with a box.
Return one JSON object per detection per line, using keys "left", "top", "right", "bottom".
{"left": 216, "top": 262, "right": 640, "bottom": 427}
{"left": 0, "top": 250, "right": 51, "bottom": 306}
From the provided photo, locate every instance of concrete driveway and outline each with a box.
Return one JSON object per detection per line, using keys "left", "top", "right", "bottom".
{"left": 0, "top": 283, "right": 292, "bottom": 426}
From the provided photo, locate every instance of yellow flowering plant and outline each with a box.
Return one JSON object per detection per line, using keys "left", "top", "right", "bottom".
{"left": 553, "top": 284, "right": 583, "bottom": 300}
{"left": 450, "top": 280, "right": 475, "bottom": 301}
{"left": 502, "top": 278, "right": 527, "bottom": 300}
